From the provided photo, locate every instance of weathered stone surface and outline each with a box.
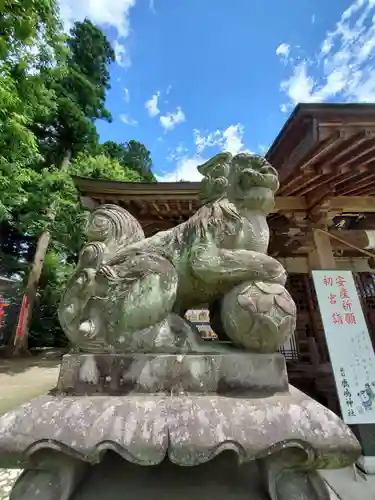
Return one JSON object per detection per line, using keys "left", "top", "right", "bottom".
{"left": 56, "top": 353, "right": 288, "bottom": 397}
{"left": 0, "top": 153, "right": 362, "bottom": 499}
{"left": 0, "top": 386, "right": 360, "bottom": 470}
{"left": 58, "top": 153, "right": 292, "bottom": 354}
{"left": 219, "top": 281, "right": 296, "bottom": 352}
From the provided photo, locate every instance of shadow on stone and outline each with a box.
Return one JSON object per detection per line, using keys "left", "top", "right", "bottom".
{"left": 72, "top": 451, "right": 266, "bottom": 500}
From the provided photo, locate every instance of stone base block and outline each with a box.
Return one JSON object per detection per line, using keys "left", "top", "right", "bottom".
{"left": 0, "top": 386, "right": 360, "bottom": 470}
{"left": 356, "top": 455, "right": 375, "bottom": 474}
{"left": 0, "top": 383, "right": 361, "bottom": 499}
{"left": 56, "top": 352, "right": 289, "bottom": 397}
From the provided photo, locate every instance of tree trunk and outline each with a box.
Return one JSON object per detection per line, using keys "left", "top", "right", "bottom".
{"left": 12, "top": 231, "right": 51, "bottom": 354}
{"left": 12, "top": 150, "right": 72, "bottom": 355}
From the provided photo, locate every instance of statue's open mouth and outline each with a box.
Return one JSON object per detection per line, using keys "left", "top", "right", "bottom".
{"left": 240, "top": 170, "right": 279, "bottom": 193}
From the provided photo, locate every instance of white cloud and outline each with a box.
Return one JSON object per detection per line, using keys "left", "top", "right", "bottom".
{"left": 280, "top": 0, "right": 375, "bottom": 104}
{"left": 194, "top": 130, "right": 222, "bottom": 154}
{"left": 276, "top": 43, "right": 290, "bottom": 58}
{"left": 312, "top": 13, "right": 316, "bottom": 24}
{"left": 166, "top": 143, "right": 189, "bottom": 162}
{"left": 160, "top": 123, "right": 253, "bottom": 182}
{"left": 113, "top": 40, "right": 131, "bottom": 68}
{"left": 194, "top": 124, "right": 250, "bottom": 155}
{"left": 156, "top": 156, "right": 204, "bottom": 182}
{"left": 145, "top": 92, "right": 160, "bottom": 117}
{"left": 58, "top": 0, "right": 136, "bottom": 36}
{"left": 124, "top": 87, "right": 130, "bottom": 102}
{"left": 280, "top": 103, "right": 289, "bottom": 113}
{"left": 166, "top": 84, "right": 172, "bottom": 95}
{"left": 58, "top": 0, "right": 136, "bottom": 66}
{"left": 120, "top": 114, "right": 137, "bottom": 125}
{"left": 280, "top": 63, "right": 314, "bottom": 103}
{"left": 223, "top": 124, "right": 249, "bottom": 154}
{"left": 160, "top": 106, "right": 186, "bottom": 131}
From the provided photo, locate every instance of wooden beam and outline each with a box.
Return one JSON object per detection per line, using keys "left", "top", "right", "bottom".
{"left": 306, "top": 185, "right": 333, "bottom": 211}
{"left": 301, "top": 129, "right": 345, "bottom": 171}
{"left": 339, "top": 177, "right": 375, "bottom": 196}
{"left": 115, "top": 193, "right": 199, "bottom": 201}
{"left": 309, "top": 229, "right": 336, "bottom": 270}
{"left": 79, "top": 193, "right": 375, "bottom": 217}
{"left": 80, "top": 196, "right": 99, "bottom": 210}
{"left": 330, "top": 196, "right": 375, "bottom": 212}
{"left": 274, "top": 196, "right": 306, "bottom": 211}
{"left": 333, "top": 138, "right": 375, "bottom": 170}
{"left": 73, "top": 177, "right": 201, "bottom": 196}
{"left": 130, "top": 199, "right": 144, "bottom": 210}
{"left": 327, "top": 170, "right": 366, "bottom": 193}
{"left": 327, "top": 230, "right": 375, "bottom": 251}
{"left": 358, "top": 185, "right": 375, "bottom": 196}
{"left": 281, "top": 171, "right": 320, "bottom": 196}
{"left": 277, "top": 119, "right": 318, "bottom": 183}
{"left": 320, "top": 129, "right": 374, "bottom": 169}
{"left": 293, "top": 173, "right": 329, "bottom": 196}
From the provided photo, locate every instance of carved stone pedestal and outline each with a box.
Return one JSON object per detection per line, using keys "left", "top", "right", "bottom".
{"left": 0, "top": 152, "right": 363, "bottom": 499}
{"left": 0, "top": 353, "right": 361, "bottom": 499}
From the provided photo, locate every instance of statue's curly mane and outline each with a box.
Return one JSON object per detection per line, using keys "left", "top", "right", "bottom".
{"left": 181, "top": 197, "right": 242, "bottom": 240}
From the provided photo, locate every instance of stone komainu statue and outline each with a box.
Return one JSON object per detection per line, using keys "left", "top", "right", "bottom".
{"left": 0, "top": 152, "right": 361, "bottom": 500}
{"left": 59, "top": 152, "right": 296, "bottom": 354}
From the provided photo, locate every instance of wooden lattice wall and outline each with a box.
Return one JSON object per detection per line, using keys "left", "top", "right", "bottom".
{"left": 284, "top": 275, "right": 328, "bottom": 365}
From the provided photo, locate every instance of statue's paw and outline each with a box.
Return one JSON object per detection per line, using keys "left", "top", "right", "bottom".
{"left": 79, "top": 320, "right": 98, "bottom": 340}
{"left": 255, "top": 281, "right": 285, "bottom": 295}
{"left": 268, "top": 267, "right": 287, "bottom": 286}
{"left": 73, "top": 269, "right": 97, "bottom": 298}
{"left": 221, "top": 281, "right": 297, "bottom": 353}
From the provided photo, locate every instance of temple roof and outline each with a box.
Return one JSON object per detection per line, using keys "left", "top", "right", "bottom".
{"left": 266, "top": 103, "right": 375, "bottom": 197}
{"left": 73, "top": 103, "right": 375, "bottom": 255}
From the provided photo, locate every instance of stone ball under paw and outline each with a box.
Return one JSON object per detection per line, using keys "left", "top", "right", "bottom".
{"left": 220, "top": 281, "right": 296, "bottom": 353}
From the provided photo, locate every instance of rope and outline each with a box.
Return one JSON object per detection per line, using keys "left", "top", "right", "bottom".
{"left": 315, "top": 228, "right": 375, "bottom": 260}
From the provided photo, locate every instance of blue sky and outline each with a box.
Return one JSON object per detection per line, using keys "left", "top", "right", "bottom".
{"left": 59, "top": 0, "right": 375, "bottom": 180}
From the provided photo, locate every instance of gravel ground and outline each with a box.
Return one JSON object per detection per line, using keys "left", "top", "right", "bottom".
{"left": 0, "top": 354, "right": 61, "bottom": 499}
{"left": 0, "top": 469, "right": 22, "bottom": 499}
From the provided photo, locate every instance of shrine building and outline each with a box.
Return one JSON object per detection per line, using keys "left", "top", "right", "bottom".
{"left": 73, "top": 103, "right": 375, "bottom": 414}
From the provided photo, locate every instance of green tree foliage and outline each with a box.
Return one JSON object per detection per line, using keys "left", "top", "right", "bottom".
{"left": 100, "top": 140, "right": 156, "bottom": 182}
{"left": 34, "top": 18, "right": 115, "bottom": 168}
{"left": 2, "top": 152, "right": 146, "bottom": 347}
{"left": 0, "top": 0, "right": 63, "bottom": 222}
{"left": 28, "top": 252, "right": 74, "bottom": 347}
{"left": 41, "top": 154, "right": 143, "bottom": 255}
{"left": 0, "top": 0, "right": 64, "bottom": 62}
{"left": 26, "top": 153, "right": 143, "bottom": 347}
{"left": 0, "top": 7, "right": 155, "bottom": 349}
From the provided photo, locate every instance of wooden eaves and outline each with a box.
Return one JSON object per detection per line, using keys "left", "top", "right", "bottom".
{"left": 73, "top": 103, "right": 375, "bottom": 254}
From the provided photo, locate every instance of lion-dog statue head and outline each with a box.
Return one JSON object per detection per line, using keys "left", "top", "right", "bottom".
{"left": 197, "top": 152, "right": 279, "bottom": 214}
